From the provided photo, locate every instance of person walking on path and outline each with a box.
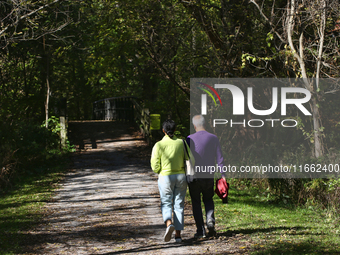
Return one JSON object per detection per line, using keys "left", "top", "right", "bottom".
{"left": 186, "top": 115, "right": 224, "bottom": 239}
{"left": 151, "top": 119, "right": 194, "bottom": 243}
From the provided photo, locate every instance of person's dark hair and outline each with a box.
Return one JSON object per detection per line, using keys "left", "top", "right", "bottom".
{"left": 162, "top": 119, "right": 176, "bottom": 139}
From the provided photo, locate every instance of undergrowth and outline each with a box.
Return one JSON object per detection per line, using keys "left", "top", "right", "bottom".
{"left": 214, "top": 180, "right": 340, "bottom": 254}
{"left": 0, "top": 156, "right": 68, "bottom": 254}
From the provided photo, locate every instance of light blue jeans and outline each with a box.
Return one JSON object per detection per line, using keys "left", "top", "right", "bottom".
{"left": 158, "top": 173, "right": 187, "bottom": 230}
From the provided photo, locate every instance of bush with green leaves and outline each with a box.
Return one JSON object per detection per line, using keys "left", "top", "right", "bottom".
{"left": 0, "top": 118, "right": 70, "bottom": 188}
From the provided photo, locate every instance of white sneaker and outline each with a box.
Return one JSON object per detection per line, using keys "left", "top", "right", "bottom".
{"left": 163, "top": 224, "right": 175, "bottom": 242}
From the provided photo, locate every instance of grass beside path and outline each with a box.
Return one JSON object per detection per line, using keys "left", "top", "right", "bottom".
{"left": 214, "top": 180, "right": 340, "bottom": 254}
{"left": 0, "top": 158, "right": 67, "bottom": 255}
{"left": 1, "top": 155, "right": 340, "bottom": 255}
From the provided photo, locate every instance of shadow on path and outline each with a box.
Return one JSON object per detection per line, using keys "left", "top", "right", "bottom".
{"left": 68, "top": 120, "right": 139, "bottom": 151}
{"left": 24, "top": 121, "right": 260, "bottom": 254}
{"left": 24, "top": 121, "right": 203, "bottom": 254}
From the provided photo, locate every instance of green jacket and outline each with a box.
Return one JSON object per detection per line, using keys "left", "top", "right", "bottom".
{"left": 151, "top": 135, "right": 194, "bottom": 176}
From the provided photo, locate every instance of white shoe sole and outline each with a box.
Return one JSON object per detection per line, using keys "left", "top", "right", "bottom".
{"left": 164, "top": 225, "right": 175, "bottom": 242}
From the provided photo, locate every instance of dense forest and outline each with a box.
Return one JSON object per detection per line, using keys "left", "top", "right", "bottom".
{"left": 1, "top": 0, "right": 340, "bottom": 210}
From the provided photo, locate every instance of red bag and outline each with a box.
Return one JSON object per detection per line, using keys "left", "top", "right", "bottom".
{"left": 215, "top": 178, "right": 229, "bottom": 204}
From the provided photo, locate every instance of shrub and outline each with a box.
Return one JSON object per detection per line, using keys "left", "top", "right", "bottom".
{"left": 0, "top": 119, "right": 66, "bottom": 188}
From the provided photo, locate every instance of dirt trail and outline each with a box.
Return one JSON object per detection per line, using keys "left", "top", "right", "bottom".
{"left": 26, "top": 121, "right": 248, "bottom": 254}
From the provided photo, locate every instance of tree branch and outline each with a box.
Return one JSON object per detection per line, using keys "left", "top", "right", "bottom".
{"left": 286, "top": 0, "right": 310, "bottom": 88}
{"left": 316, "top": 0, "right": 326, "bottom": 89}
{"left": 249, "top": 0, "right": 285, "bottom": 42}
{"left": 0, "top": 0, "right": 62, "bottom": 37}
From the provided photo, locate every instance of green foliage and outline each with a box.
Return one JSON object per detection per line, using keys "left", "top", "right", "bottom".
{"left": 0, "top": 158, "right": 66, "bottom": 254}
{"left": 174, "top": 124, "right": 189, "bottom": 139}
{"left": 1, "top": 0, "right": 340, "bottom": 209}
{"left": 1, "top": 1, "right": 340, "bottom": 253}
{"left": 229, "top": 141, "right": 340, "bottom": 211}
{"left": 42, "top": 116, "right": 62, "bottom": 135}
{"left": 210, "top": 181, "right": 340, "bottom": 254}
{"left": 0, "top": 120, "right": 68, "bottom": 189}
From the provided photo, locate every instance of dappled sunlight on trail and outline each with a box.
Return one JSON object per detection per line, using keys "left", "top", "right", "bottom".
{"left": 24, "top": 121, "right": 243, "bottom": 254}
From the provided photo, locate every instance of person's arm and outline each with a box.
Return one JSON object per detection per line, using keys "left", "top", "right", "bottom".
{"left": 150, "top": 143, "right": 161, "bottom": 174}
{"left": 216, "top": 140, "right": 225, "bottom": 179}
{"left": 185, "top": 138, "right": 195, "bottom": 166}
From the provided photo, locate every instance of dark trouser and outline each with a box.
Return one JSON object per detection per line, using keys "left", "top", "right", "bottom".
{"left": 188, "top": 179, "right": 215, "bottom": 235}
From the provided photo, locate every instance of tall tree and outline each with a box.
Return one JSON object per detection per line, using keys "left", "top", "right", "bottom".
{"left": 250, "top": 0, "right": 340, "bottom": 157}
{"left": 0, "top": 0, "right": 72, "bottom": 125}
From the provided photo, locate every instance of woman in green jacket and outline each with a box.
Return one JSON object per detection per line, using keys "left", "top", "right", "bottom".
{"left": 151, "top": 119, "right": 193, "bottom": 243}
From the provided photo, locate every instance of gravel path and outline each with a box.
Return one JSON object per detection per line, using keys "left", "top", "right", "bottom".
{"left": 26, "top": 121, "right": 250, "bottom": 254}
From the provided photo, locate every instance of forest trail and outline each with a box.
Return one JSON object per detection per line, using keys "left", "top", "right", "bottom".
{"left": 26, "top": 121, "right": 247, "bottom": 254}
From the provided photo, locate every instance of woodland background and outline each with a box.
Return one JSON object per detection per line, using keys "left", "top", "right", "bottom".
{"left": 1, "top": 0, "right": 340, "bottom": 211}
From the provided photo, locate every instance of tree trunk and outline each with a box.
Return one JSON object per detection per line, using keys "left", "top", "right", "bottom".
{"left": 310, "top": 97, "right": 324, "bottom": 157}
{"left": 286, "top": 0, "right": 325, "bottom": 157}
{"left": 45, "top": 74, "right": 50, "bottom": 128}
{"left": 45, "top": 51, "right": 50, "bottom": 128}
